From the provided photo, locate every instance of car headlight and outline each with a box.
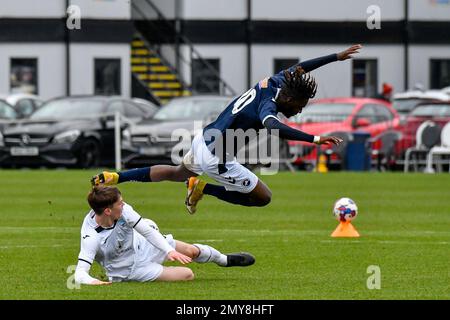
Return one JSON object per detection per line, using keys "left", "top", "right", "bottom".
{"left": 0, "top": 132, "right": 4, "bottom": 147}
{"left": 122, "top": 129, "right": 131, "bottom": 144}
{"left": 53, "top": 130, "right": 81, "bottom": 144}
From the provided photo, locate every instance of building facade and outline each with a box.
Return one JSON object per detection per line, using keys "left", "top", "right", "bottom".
{"left": 1, "top": 0, "right": 450, "bottom": 101}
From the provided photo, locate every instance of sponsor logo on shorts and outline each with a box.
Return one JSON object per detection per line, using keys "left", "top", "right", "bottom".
{"left": 243, "top": 179, "right": 251, "bottom": 187}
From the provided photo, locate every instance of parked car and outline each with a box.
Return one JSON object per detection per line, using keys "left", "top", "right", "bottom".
{"left": 132, "top": 98, "right": 159, "bottom": 118}
{"left": 286, "top": 97, "right": 400, "bottom": 168}
{"left": 122, "top": 95, "right": 231, "bottom": 167}
{"left": 0, "top": 93, "right": 43, "bottom": 118}
{"left": 0, "top": 99, "right": 19, "bottom": 148}
{"left": 392, "top": 90, "right": 449, "bottom": 120}
{"left": 0, "top": 96, "right": 154, "bottom": 168}
{"left": 398, "top": 101, "right": 450, "bottom": 155}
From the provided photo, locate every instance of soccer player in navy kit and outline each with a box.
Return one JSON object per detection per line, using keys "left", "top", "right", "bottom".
{"left": 91, "top": 45, "right": 362, "bottom": 214}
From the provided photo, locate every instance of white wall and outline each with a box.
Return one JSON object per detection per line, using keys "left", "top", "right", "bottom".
{"left": 0, "top": 0, "right": 65, "bottom": 18}
{"left": 70, "top": 44, "right": 130, "bottom": 97}
{"left": 70, "top": 0, "right": 130, "bottom": 20}
{"left": 181, "top": 0, "right": 247, "bottom": 20}
{"left": 252, "top": 44, "right": 404, "bottom": 99}
{"left": 252, "top": 0, "right": 403, "bottom": 21}
{"left": 0, "top": 0, "right": 131, "bottom": 19}
{"left": 0, "top": 43, "right": 66, "bottom": 100}
{"left": 179, "top": 44, "right": 246, "bottom": 96}
{"left": 409, "top": 45, "right": 450, "bottom": 90}
{"left": 409, "top": 0, "right": 450, "bottom": 21}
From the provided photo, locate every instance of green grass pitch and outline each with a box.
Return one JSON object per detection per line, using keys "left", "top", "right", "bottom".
{"left": 0, "top": 170, "right": 449, "bottom": 300}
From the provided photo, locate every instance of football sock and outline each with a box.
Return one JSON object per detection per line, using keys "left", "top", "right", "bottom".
{"left": 118, "top": 167, "right": 152, "bottom": 183}
{"left": 203, "top": 183, "right": 255, "bottom": 206}
{"left": 193, "top": 244, "right": 227, "bottom": 266}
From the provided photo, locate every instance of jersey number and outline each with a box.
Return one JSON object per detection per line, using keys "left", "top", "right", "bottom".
{"left": 232, "top": 88, "right": 256, "bottom": 114}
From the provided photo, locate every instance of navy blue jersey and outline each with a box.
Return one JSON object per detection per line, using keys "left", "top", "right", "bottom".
{"left": 203, "top": 53, "right": 338, "bottom": 153}
{"left": 204, "top": 74, "right": 283, "bottom": 137}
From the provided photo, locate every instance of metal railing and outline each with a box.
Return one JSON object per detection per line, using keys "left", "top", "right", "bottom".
{"left": 131, "top": 0, "right": 237, "bottom": 96}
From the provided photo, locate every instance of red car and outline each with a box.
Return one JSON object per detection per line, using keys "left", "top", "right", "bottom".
{"left": 285, "top": 97, "right": 401, "bottom": 168}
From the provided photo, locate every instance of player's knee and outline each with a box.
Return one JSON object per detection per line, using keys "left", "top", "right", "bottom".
{"left": 184, "top": 268, "right": 195, "bottom": 281}
{"left": 186, "top": 245, "right": 200, "bottom": 259}
{"left": 256, "top": 190, "right": 272, "bottom": 206}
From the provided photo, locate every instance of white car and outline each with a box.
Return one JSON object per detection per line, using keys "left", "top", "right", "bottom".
{"left": 392, "top": 90, "right": 449, "bottom": 117}
{"left": 0, "top": 93, "right": 43, "bottom": 118}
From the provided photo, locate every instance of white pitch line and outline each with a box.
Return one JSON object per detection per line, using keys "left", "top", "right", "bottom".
{"left": 0, "top": 244, "right": 77, "bottom": 249}
{"left": 319, "top": 239, "right": 450, "bottom": 245}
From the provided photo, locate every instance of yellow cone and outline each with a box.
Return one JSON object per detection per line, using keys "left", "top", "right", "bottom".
{"left": 331, "top": 221, "right": 360, "bottom": 237}
{"left": 315, "top": 154, "right": 328, "bottom": 173}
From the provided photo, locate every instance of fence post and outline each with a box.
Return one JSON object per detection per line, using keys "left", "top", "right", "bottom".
{"left": 115, "top": 111, "right": 122, "bottom": 172}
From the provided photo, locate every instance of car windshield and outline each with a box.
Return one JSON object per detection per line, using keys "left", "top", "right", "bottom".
{"left": 393, "top": 99, "right": 427, "bottom": 113}
{"left": 153, "top": 98, "right": 229, "bottom": 120}
{"left": 291, "top": 103, "right": 355, "bottom": 123}
{"left": 410, "top": 104, "right": 450, "bottom": 117}
{"left": 0, "top": 100, "right": 17, "bottom": 119}
{"left": 30, "top": 99, "right": 106, "bottom": 120}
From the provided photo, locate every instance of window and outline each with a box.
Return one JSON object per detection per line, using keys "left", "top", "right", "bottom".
{"left": 107, "top": 101, "right": 125, "bottom": 115}
{"left": 0, "top": 100, "right": 17, "bottom": 119}
{"left": 355, "top": 105, "right": 377, "bottom": 124}
{"left": 352, "top": 59, "right": 377, "bottom": 98}
{"left": 192, "top": 58, "right": 220, "bottom": 94}
{"left": 274, "top": 58, "right": 299, "bottom": 74}
{"left": 95, "top": 59, "right": 121, "bottom": 95}
{"left": 10, "top": 58, "right": 38, "bottom": 95}
{"left": 430, "top": 59, "right": 450, "bottom": 89}
{"left": 123, "top": 101, "right": 146, "bottom": 118}
{"left": 15, "top": 99, "right": 35, "bottom": 118}
{"left": 373, "top": 104, "right": 394, "bottom": 123}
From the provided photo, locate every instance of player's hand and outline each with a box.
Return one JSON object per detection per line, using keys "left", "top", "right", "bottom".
{"left": 318, "top": 136, "right": 343, "bottom": 146}
{"left": 90, "top": 280, "right": 112, "bottom": 285}
{"left": 337, "top": 44, "right": 362, "bottom": 61}
{"left": 167, "top": 250, "right": 192, "bottom": 265}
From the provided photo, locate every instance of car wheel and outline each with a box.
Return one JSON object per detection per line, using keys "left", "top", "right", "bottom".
{"left": 77, "top": 139, "right": 100, "bottom": 168}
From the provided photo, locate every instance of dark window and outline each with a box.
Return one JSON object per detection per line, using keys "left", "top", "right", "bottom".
{"left": 352, "top": 59, "right": 378, "bottom": 98}
{"left": 192, "top": 58, "right": 220, "bottom": 94}
{"left": 10, "top": 58, "right": 38, "bottom": 95}
{"left": 95, "top": 59, "right": 121, "bottom": 95}
{"left": 430, "top": 59, "right": 450, "bottom": 89}
{"left": 274, "top": 58, "right": 299, "bottom": 74}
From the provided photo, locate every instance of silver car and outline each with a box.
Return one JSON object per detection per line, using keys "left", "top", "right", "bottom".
{"left": 122, "top": 95, "right": 231, "bottom": 167}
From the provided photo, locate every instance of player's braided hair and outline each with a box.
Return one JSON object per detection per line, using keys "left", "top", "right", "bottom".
{"left": 281, "top": 66, "right": 317, "bottom": 100}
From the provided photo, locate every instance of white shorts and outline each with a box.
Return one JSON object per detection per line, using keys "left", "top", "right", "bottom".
{"left": 111, "top": 234, "right": 176, "bottom": 283}
{"left": 182, "top": 132, "right": 259, "bottom": 193}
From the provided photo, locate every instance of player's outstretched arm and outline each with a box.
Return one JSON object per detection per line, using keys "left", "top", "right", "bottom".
{"left": 283, "top": 44, "right": 362, "bottom": 74}
{"left": 264, "top": 117, "right": 342, "bottom": 146}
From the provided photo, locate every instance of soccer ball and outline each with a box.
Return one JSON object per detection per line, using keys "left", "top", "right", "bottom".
{"left": 333, "top": 197, "right": 358, "bottom": 222}
{"left": 143, "top": 218, "right": 159, "bottom": 232}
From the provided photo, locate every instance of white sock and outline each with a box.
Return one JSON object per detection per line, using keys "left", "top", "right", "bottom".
{"left": 193, "top": 244, "right": 227, "bottom": 266}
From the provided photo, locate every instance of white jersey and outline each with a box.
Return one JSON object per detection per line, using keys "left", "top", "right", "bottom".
{"left": 77, "top": 203, "right": 175, "bottom": 282}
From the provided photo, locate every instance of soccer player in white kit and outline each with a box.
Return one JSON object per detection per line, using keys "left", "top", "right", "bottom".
{"left": 74, "top": 186, "right": 255, "bottom": 285}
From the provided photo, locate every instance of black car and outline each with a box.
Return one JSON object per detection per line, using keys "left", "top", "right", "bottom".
{"left": 0, "top": 96, "right": 153, "bottom": 168}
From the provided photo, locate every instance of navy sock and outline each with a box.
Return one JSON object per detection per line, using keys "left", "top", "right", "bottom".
{"left": 203, "top": 183, "right": 255, "bottom": 206}
{"left": 118, "top": 167, "right": 152, "bottom": 183}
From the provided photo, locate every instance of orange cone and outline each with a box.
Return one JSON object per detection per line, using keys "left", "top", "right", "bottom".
{"left": 331, "top": 221, "right": 360, "bottom": 237}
